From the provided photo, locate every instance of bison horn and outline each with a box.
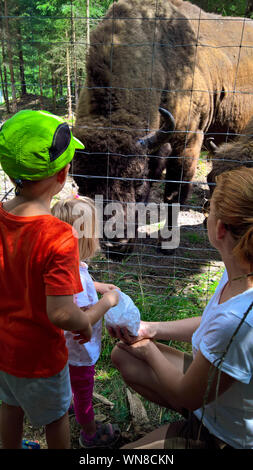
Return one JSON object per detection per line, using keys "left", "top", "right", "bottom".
{"left": 205, "top": 137, "right": 218, "bottom": 152}
{"left": 137, "top": 108, "right": 175, "bottom": 151}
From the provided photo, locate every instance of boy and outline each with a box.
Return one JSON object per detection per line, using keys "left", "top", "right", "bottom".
{"left": 0, "top": 110, "right": 118, "bottom": 449}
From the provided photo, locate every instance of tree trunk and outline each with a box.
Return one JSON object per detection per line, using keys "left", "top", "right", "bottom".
{"left": 38, "top": 59, "right": 43, "bottom": 106}
{"left": 245, "top": 0, "right": 253, "bottom": 16}
{"left": 1, "top": 57, "right": 10, "bottom": 113}
{"left": 59, "top": 79, "right": 63, "bottom": 97}
{"left": 66, "top": 31, "right": 72, "bottom": 119}
{"left": 71, "top": 11, "right": 78, "bottom": 108}
{"left": 17, "top": 22, "right": 27, "bottom": 97}
{"left": 0, "top": 12, "right": 10, "bottom": 113}
{"left": 77, "top": 68, "right": 83, "bottom": 98}
{"left": 51, "top": 66, "right": 56, "bottom": 113}
{"left": 86, "top": 0, "right": 90, "bottom": 49}
{"left": 4, "top": 0, "right": 17, "bottom": 113}
{"left": 0, "top": 63, "right": 10, "bottom": 113}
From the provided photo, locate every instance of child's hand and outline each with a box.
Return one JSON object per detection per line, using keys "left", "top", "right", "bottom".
{"left": 73, "top": 324, "right": 92, "bottom": 344}
{"left": 103, "top": 289, "right": 120, "bottom": 308}
{"left": 94, "top": 282, "right": 120, "bottom": 295}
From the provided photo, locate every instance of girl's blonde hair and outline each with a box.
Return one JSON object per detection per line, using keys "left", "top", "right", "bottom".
{"left": 51, "top": 196, "right": 100, "bottom": 261}
{"left": 212, "top": 166, "right": 253, "bottom": 266}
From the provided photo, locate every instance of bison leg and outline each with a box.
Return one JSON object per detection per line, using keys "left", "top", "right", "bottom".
{"left": 159, "top": 132, "right": 204, "bottom": 251}
{"left": 165, "top": 131, "right": 204, "bottom": 206}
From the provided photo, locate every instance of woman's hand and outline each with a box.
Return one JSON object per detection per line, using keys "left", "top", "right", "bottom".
{"left": 107, "top": 320, "right": 156, "bottom": 345}
{"left": 94, "top": 281, "right": 120, "bottom": 295}
{"left": 117, "top": 338, "right": 156, "bottom": 362}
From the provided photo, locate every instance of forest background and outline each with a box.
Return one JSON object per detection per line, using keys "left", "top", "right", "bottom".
{"left": 0, "top": 0, "right": 253, "bottom": 120}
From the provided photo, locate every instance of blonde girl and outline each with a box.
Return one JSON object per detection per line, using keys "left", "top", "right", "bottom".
{"left": 52, "top": 197, "right": 120, "bottom": 448}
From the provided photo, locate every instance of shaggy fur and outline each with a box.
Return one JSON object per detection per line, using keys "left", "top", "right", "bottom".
{"left": 73, "top": 0, "right": 253, "bottom": 249}
{"left": 207, "top": 116, "right": 253, "bottom": 195}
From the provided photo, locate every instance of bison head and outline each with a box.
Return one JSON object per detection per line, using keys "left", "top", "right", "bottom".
{"left": 72, "top": 108, "right": 175, "bottom": 256}
{"left": 206, "top": 116, "right": 253, "bottom": 198}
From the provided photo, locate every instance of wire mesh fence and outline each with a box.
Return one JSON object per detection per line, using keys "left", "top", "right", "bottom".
{"left": 1, "top": 0, "right": 253, "bottom": 317}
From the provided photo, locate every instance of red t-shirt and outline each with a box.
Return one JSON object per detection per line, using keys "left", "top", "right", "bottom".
{"left": 0, "top": 203, "right": 83, "bottom": 378}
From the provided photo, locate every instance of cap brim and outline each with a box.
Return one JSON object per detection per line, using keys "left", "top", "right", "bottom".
{"left": 73, "top": 136, "right": 85, "bottom": 149}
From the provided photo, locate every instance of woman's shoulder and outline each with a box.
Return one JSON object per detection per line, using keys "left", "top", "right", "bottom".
{"left": 205, "top": 291, "right": 253, "bottom": 350}
{"left": 227, "top": 288, "right": 253, "bottom": 326}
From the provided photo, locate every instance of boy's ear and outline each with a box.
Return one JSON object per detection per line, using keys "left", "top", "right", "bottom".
{"left": 216, "top": 219, "right": 227, "bottom": 240}
{"left": 56, "top": 164, "right": 70, "bottom": 184}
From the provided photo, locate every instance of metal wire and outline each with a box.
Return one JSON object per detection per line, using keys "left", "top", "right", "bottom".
{"left": 0, "top": 1, "right": 251, "bottom": 308}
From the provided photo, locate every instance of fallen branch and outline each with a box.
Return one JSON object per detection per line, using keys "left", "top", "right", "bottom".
{"left": 93, "top": 392, "right": 114, "bottom": 409}
{"left": 126, "top": 388, "right": 149, "bottom": 425}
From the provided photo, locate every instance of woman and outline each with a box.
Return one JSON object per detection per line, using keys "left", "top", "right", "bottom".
{"left": 110, "top": 166, "right": 253, "bottom": 449}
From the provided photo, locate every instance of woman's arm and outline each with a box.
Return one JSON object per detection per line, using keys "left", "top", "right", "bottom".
{"left": 117, "top": 339, "right": 235, "bottom": 411}
{"left": 110, "top": 316, "right": 202, "bottom": 344}
{"left": 151, "top": 316, "right": 202, "bottom": 342}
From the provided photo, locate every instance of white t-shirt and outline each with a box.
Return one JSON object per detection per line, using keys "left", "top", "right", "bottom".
{"left": 192, "top": 269, "right": 253, "bottom": 448}
{"left": 65, "top": 262, "right": 102, "bottom": 366}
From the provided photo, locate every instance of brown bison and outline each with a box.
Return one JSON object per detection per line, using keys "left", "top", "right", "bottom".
{"left": 73, "top": 0, "right": 253, "bottom": 253}
{"left": 206, "top": 116, "right": 253, "bottom": 195}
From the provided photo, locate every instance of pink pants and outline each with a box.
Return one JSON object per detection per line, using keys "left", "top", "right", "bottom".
{"left": 69, "top": 364, "right": 95, "bottom": 426}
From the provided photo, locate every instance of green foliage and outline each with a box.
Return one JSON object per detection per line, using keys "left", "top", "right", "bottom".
{"left": 191, "top": 0, "right": 251, "bottom": 17}
{"left": 35, "top": 0, "right": 68, "bottom": 14}
{"left": 0, "top": 0, "right": 115, "bottom": 113}
{"left": 90, "top": 0, "right": 116, "bottom": 18}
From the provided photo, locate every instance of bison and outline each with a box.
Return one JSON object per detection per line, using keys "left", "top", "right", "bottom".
{"left": 206, "top": 115, "right": 253, "bottom": 196}
{"left": 73, "top": 0, "right": 253, "bottom": 254}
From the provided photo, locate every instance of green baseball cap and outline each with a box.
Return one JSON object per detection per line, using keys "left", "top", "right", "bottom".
{"left": 0, "top": 109, "right": 84, "bottom": 181}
